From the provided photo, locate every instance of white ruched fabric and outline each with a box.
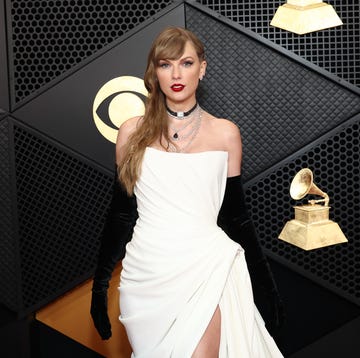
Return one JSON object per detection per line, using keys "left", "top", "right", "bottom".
{"left": 119, "top": 147, "right": 283, "bottom": 358}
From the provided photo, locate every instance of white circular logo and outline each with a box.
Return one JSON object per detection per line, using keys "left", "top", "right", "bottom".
{"left": 93, "top": 76, "right": 148, "bottom": 143}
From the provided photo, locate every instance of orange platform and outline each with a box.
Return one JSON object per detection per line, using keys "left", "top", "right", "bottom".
{"left": 36, "top": 264, "right": 132, "bottom": 357}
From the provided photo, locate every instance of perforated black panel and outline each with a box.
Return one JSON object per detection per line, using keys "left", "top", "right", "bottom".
{"left": 13, "top": 124, "right": 113, "bottom": 312}
{"left": 186, "top": 5, "right": 360, "bottom": 305}
{"left": 186, "top": 7, "right": 360, "bottom": 181}
{"left": 246, "top": 117, "right": 360, "bottom": 304}
{"left": 197, "top": 0, "right": 360, "bottom": 88}
{"left": 3, "top": 0, "right": 359, "bottom": 315}
{"left": 0, "top": 118, "right": 19, "bottom": 311}
{"left": 10, "top": 0, "right": 172, "bottom": 102}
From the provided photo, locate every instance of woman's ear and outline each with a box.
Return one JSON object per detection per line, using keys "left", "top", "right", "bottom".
{"left": 199, "top": 60, "right": 207, "bottom": 80}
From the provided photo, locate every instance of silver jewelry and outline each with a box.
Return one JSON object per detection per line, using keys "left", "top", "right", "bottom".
{"left": 166, "top": 102, "right": 198, "bottom": 119}
{"left": 168, "top": 107, "right": 202, "bottom": 153}
{"left": 169, "top": 105, "right": 199, "bottom": 140}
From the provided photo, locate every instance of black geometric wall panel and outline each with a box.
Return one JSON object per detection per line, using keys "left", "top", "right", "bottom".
{"left": 8, "top": 0, "right": 172, "bottom": 103}
{"left": 0, "top": 1, "right": 9, "bottom": 111}
{"left": 12, "top": 4, "right": 185, "bottom": 172}
{"left": 198, "top": 0, "right": 360, "bottom": 88}
{"left": 1, "top": 2, "right": 185, "bottom": 315}
{"left": 247, "top": 115, "right": 360, "bottom": 305}
{"left": 0, "top": 118, "right": 20, "bottom": 312}
{"left": 186, "top": 4, "right": 360, "bottom": 182}
{"left": 185, "top": 4, "right": 360, "bottom": 305}
{"left": 13, "top": 121, "right": 113, "bottom": 313}
{"left": 0, "top": 3, "right": 358, "bottom": 348}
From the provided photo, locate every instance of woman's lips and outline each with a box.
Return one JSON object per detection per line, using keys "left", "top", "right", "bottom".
{"left": 171, "top": 84, "right": 185, "bottom": 92}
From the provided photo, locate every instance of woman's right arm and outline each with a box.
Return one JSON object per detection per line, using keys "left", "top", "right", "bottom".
{"left": 90, "top": 117, "right": 140, "bottom": 340}
{"left": 115, "top": 116, "right": 142, "bottom": 165}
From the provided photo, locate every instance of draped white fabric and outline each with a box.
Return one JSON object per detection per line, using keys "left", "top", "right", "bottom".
{"left": 119, "top": 147, "right": 283, "bottom": 358}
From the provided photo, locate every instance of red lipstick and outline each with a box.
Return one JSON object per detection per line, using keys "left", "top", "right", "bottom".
{"left": 171, "top": 84, "right": 185, "bottom": 92}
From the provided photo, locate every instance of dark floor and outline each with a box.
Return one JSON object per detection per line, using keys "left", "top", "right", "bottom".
{"left": 0, "top": 305, "right": 102, "bottom": 358}
{"left": 2, "top": 259, "right": 360, "bottom": 358}
{"left": 0, "top": 306, "right": 31, "bottom": 358}
{"left": 1, "top": 302, "right": 360, "bottom": 358}
{"left": 289, "top": 315, "right": 360, "bottom": 358}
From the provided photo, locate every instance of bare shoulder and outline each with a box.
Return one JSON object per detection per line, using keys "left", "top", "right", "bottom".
{"left": 116, "top": 116, "right": 141, "bottom": 146}
{"left": 115, "top": 116, "right": 142, "bottom": 162}
{"left": 207, "top": 115, "right": 242, "bottom": 151}
{"left": 217, "top": 117, "right": 241, "bottom": 139}
{"left": 206, "top": 114, "right": 242, "bottom": 176}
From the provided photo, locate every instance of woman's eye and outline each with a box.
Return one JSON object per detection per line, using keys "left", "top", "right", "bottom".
{"left": 183, "top": 61, "right": 193, "bottom": 67}
{"left": 159, "top": 62, "right": 169, "bottom": 69}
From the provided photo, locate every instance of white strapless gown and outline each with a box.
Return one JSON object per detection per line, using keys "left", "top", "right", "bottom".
{"left": 119, "top": 147, "right": 283, "bottom": 358}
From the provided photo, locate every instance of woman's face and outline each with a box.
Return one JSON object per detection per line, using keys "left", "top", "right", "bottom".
{"left": 155, "top": 41, "right": 206, "bottom": 109}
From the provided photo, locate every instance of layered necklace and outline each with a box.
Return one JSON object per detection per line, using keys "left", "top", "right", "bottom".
{"left": 167, "top": 103, "right": 202, "bottom": 153}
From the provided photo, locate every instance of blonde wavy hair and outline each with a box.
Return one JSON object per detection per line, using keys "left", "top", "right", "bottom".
{"left": 118, "top": 27, "right": 205, "bottom": 195}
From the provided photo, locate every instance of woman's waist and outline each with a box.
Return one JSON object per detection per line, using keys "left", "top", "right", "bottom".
{"left": 134, "top": 217, "right": 220, "bottom": 236}
{"left": 128, "top": 222, "right": 238, "bottom": 257}
{"left": 122, "top": 227, "right": 241, "bottom": 283}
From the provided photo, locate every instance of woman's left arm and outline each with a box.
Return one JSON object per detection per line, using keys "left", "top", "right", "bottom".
{"left": 224, "top": 120, "right": 242, "bottom": 177}
{"left": 218, "top": 119, "right": 285, "bottom": 336}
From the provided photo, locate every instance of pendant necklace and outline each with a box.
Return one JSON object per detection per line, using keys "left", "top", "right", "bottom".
{"left": 168, "top": 107, "right": 202, "bottom": 153}
{"left": 169, "top": 106, "right": 199, "bottom": 140}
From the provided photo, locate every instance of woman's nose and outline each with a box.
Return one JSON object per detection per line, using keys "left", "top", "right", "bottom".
{"left": 172, "top": 65, "right": 181, "bottom": 79}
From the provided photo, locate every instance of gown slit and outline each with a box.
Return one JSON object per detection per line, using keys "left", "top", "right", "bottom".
{"left": 191, "top": 304, "right": 222, "bottom": 357}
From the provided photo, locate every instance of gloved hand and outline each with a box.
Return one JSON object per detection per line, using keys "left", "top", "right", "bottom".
{"left": 217, "top": 175, "right": 285, "bottom": 336}
{"left": 91, "top": 167, "right": 138, "bottom": 340}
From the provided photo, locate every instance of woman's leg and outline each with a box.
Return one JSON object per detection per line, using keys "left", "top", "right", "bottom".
{"left": 192, "top": 306, "right": 221, "bottom": 358}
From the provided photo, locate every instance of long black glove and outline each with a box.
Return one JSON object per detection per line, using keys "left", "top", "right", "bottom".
{"left": 217, "top": 175, "right": 285, "bottom": 336}
{"left": 91, "top": 168, "right": 138, "bottom": 340}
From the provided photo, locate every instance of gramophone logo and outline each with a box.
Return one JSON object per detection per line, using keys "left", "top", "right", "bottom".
{"left": 93, "top": 76, "right": 148, "bottom": 143}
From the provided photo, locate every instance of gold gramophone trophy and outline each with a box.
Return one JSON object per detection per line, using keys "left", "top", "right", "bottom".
{"left": 279, "top": 168, "right": 348, "bottom": 250}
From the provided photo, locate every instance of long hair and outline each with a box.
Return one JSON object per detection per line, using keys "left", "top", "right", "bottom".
{"left": 119, "top": 27, "right": 205, "bottom": 194}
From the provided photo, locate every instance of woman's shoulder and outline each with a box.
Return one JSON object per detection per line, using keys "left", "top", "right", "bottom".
{"left": 204, "top": 114, "right": 242, "bottom": 174}
{"left": 118, "top": 116, "right": 143, "bottom": 135}
{"left": 214, "top": 116, "right": 239, "bottom": 132}
{"left": 205, "top": 113, "right": 241, "bottom": 143}
{"left": 116, "top": 116, "right": 143, "bottom": 146}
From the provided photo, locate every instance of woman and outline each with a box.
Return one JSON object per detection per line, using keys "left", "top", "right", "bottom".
{"left": 91, "top": 27, "right": 284, "bottom": 357}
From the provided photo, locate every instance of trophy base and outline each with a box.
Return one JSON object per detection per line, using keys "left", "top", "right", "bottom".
{"left": 279, "top": 219, "right": 348, "bottom": 250}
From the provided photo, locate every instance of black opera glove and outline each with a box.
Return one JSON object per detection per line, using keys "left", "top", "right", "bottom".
{"left": 91, "top": 168, "right": 138, "bottom": 340}
{"left": 217, "top": 175, "right": 285, "bottom": 336}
